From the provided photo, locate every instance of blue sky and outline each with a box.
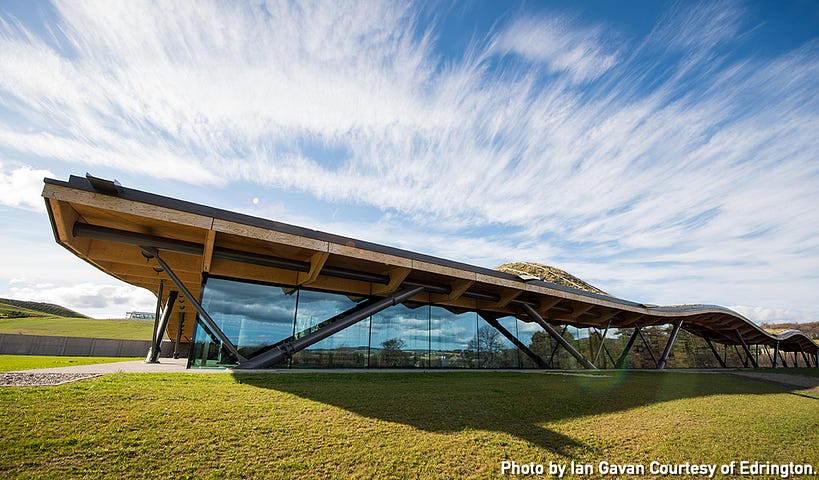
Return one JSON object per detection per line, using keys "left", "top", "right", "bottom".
{"left": 0, "top": 0, "right": 817, "bottom": 323}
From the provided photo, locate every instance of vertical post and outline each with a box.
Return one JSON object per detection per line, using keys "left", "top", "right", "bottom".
{"left": 594, "top": 321, "right": 611, "bottom": 365}
{"left": 145, "top": 280, "right": 164, "bottom": 363}
{"left": 703, "top": 334, "right": 727, "bottom": 368}
{"left": 147, "top": 291, "right": 178, "bottom": 363}
{"left": 773, "top": 341, "right": 780, "bottom": 368}
{"left": 615, "top": 326, "right": 641, "bottom": 369}
{"left": 173, "top": 312, "right": 184, "bottom": 359}
{"left": 657, "top": 321, "right": 683, "bottom": 369}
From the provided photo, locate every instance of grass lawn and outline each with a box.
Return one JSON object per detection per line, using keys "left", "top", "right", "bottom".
{"left": 0, "top": 355, "right": 142, "bottom": 372}
{"left": 1, "top": 371, "right": 816, "bottom": 479}
{"left": 0, "top": 316, "right": 154, "bottom": 341}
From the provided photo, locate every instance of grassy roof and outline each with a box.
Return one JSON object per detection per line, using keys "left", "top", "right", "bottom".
{"left": 495, "top": 261, "right": 610, "bottom": 296}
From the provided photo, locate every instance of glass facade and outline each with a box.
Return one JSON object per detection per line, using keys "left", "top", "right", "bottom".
{"left": 189, "top": 276, "right": 545, "bottom": 369}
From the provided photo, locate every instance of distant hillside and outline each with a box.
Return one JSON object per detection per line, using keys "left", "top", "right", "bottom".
{"left": 761, "top": 321, "right": 819, "bottom": 340}
{"left": 495, "top": 261, "right": 610, "bottom": 296}
{"left": 0, "top": 298, "right": 90, "bottom": 319}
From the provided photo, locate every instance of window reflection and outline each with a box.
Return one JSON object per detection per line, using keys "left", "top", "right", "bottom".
{"left": 369, "top": 303, "right": 429, "bottom": 368}
{"left": 291, "top": 290, "right": 368, "bottom": 368}
{"left": 189, "top": 277, "right": 539, "bottom": 370}
{"left": 430, "top": 307, "right": 477, "bottom": 368}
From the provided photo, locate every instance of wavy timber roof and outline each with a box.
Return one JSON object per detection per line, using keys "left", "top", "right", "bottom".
{"left": 43, "top": 175, "right": 818, "bottom": 368}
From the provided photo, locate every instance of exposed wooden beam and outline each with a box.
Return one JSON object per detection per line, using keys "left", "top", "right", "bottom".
{"left": 493, "top": 289, "right": 521, "bottom": 309}
{"left": 538, "top": 297, "right": 563, "bottom": 317}
{"left": 48, "top": 198, "right": 91, "bottom": 256}
{"left": 372, "top": 267, "right": 411, "bottom": 296}
{"left": 432, "top": 279, "right": 474, "bottom": 302}
{"left": 201, "top": 229, "right": 217, "bottom": 273}
{"left": 297, "top": 251, "right": 330, "bottom": 286}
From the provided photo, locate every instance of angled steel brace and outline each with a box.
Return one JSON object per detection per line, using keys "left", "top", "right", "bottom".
{"left": 236, "top": 286, "right": 425, "bottom": 370}
{"left": 732, "top": 345, "right": 745, "bottom": 367}
{"left": 764, "top": 345, "right": 775, "bottom": 367}
{"left": 657, "top": 321, "right": 683, "bottom": 369}
{"left": 602, "top": 342, "right": 617, "bottom": 366}
{"left": 146, "top": 290, "right": 178, "bottom": 363}
{"left": 702, "top": 334, "right": 727, "bottom": 368}
{"left": 615, "top": 326, "right": 641, "bottom": 369}
{"left": 519, "top": 303, "right": 596, "bottom": 369}
{"left": 593, "top": 321, "right": 612, "bottom": 365}
{"left": 637, "top": 327, "right": 659, "bottom": 367}
{"left": 548, "top": 325, "right": 569, "bottom": 367}
{"left": 141, "top": 246, "right": 246, "bottom": 363}
{"left": 735, "top": 332, "right": 758, "bottom": 368}
{"left": 479, "top": 313, "right": 547, "bottom": 368}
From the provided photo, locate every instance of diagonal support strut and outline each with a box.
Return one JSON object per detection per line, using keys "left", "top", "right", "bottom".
{"left": 235, "top": 286, "right": 426, "bottom": 370}
{"left": 657, "top": 321, "right": 683, "bottom": 369}
{"left": 519, "top": 303, "right": 596, "bottom": 369}
{"left": 141, "top": 246, "right": 246, "bottom": 363}
{"left": 479, "top": 313, "right": 547, "bottom": 368}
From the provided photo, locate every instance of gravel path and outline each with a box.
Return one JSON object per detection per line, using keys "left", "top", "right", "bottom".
{"left": 0, "top": 372, "right": 101, "bottom": 387}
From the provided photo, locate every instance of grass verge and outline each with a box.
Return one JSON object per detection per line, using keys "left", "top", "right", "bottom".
{"left": 0, "top": 355, "right": 142, "bottom": 372}
{"left": 0, "top": 316, "right": 154, "bottom": 340}
{"left": 0, "top": 371, "right": 816, "bottom": 479}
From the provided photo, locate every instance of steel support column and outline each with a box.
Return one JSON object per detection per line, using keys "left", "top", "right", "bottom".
{"left": 141, "top": 246, "right": 246, "bottom": 362}
{"left": 479, "top": 314, "right": 547, "bottom": 368}
{"left": 703, "top": 334, "right": 727, "bottom": 368}
{"left": 637, "top": 327, "right": 658, "bottom": 367}
{"left": 735, "top": 331, "right": 758, "bottom": 368}
{"left": 593, "top": 321, "right": 611, "bottom": 365}
{"left": 146, "top": 290, "right": 178, "bottom": 363}
{"left": 145, "top": 279, "right": 164, "bottom": 363}
{"left": 519, "top": 304, "right": 596, "bottom": 369}
{"left": 615, "top": 326, "right": 641, "bottom": 369}
{"left": 657, "top": 321, "right": 683, "bottom": 370}
{"left": 773, "top": 341, "right": 780, "bottom": 368}
{"left": 173, "top": 312, "right": 184, "bottom": 359}
{"left": 236, "top": 286, "right": 426, "bottom": 369}
{"left": 548, "top": 325, "right": 569, "bottom": 367}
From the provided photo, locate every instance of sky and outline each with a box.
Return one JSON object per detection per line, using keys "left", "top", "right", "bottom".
{"left": 0, "top": 0, "right": 817, "bottom": 324}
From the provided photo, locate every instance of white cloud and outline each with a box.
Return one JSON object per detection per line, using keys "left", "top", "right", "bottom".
{"left": 0, "top": 2, "right": 816, "bottom": 321}
{"left": 493, "top": 15, "right": 619, "bottom": 83}
{"left": 0, "top": 164, "right": 53, "bottom": 211}
{"left": 5, "top": 281, "right": 156, "bottom": 319}
{"left": 729, "top": 306, "right": 817, "bottom": 326}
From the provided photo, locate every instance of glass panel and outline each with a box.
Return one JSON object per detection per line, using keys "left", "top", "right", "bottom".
{"left": 429, "top": 307, "right": 477, "bottom": 368}
{"left": 477, "top": 316, "right": 519, "bottom": 368}
{"left": 189, "top": 319, "right": 228, "bottom": 368}
{"left": 191, "top": 277, "right": 298, "bottom": 367}
{"left": 518, "top": 319, "right": 547, "bottom": 368}
{"left": 291, "top": 290, "right": 368, "bottom": 368}
{"left": 369, "top": 303, "right": 430, "bottom": 368}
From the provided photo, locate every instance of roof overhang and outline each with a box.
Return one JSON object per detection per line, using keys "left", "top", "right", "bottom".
{"left": 42, "top": 174, "right": 818, "bottom": 354}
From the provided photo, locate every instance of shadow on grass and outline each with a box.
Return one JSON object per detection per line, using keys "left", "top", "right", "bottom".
{"left": 233, "top": 370, "right": 797, "bottom": 457}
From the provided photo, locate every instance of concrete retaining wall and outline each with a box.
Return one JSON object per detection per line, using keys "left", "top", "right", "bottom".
{"left": 0, "top": 333, "right": 188, "bottom": 358}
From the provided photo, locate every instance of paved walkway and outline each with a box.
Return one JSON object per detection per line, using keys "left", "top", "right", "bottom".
{"left": 9, "top": 358, "right": 216, "bottom": 374}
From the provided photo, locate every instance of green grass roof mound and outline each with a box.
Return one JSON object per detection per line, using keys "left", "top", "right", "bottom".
{"left": 495, "top": 261, "right": 610, "bottom": 296}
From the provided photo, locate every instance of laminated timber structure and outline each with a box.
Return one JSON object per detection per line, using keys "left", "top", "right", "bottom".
{"left": 43, "top": 175, "right": 819, "bottom": 370}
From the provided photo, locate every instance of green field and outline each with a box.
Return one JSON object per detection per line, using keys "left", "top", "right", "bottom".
{"left": 0, "top": 355, "right": 142, "bottom": 372}
{"left": 0, "top": 316, "right": 154, "bottom": 341}
{"left": 1, "top": 371, "right": 816, "bottom": 479}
